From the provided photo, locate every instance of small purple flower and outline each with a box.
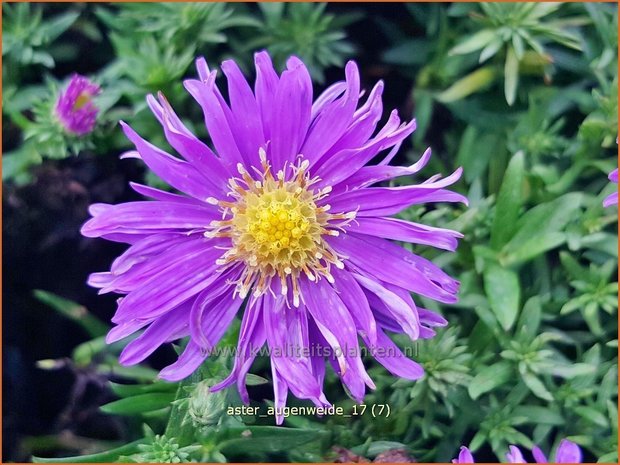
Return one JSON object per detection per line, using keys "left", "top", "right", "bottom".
{"left": 452, "top": 446, "right": 474, "bottom": 463}
{"left": 82, "top": 52, "right": 465, "bottom": 423}
{"left": 603, "top": 168, "right": 618, "bottom": 207}
{"left": 55, "top": 74, "right": 100, "bottom": 135}
{"left": 453, "top": 439, "right": 582, "bottom": 463}
{"left": 528, "top": 440, "right": 582, "bottom": 464}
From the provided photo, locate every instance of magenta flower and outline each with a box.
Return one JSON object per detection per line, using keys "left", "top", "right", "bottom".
{"left": 81, "top": 52, "right": 465, "bottom": 423}
{"left": 55, "top": 74, "right": 100, "bottom": 135}
{"left": 603, "top": 168, "right": 618, "bottom": 207}
{"left": 453, "top": 440, "right": 582, "bottom": 463}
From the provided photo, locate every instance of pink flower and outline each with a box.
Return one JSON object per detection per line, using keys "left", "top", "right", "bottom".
{"left": 55, "top": 74, "right": 100, "bottom": 135}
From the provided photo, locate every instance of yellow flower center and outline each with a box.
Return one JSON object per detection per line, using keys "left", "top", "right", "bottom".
{"left": 73, "top": 92, "right": 92, "bottom": 111}
{"left": 206, "top": 149, "right": 355, "bottom": 306}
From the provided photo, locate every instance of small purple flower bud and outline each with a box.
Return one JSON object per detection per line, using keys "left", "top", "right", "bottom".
{"left": 55, "top": 74, "right": 100, "bottom": 136}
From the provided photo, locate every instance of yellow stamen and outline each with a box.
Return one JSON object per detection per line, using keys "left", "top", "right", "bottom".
{"left": 72, "top": 92, "right": 92, "bottom": 111}
{"left": 206, "top": 152, "right": 355, "bottom": 305}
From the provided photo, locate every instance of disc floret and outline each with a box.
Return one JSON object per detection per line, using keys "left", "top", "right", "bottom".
{"left": 206, "top": 149, "right": 355, "bottom": 306}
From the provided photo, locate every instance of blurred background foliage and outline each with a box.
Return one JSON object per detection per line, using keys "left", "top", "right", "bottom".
{"left": 3, "top": 2, "right": 618, "bottom": 463}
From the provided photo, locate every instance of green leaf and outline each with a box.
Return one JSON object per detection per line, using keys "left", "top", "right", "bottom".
{"left": 516, "top": 296, "right": 541, "bottom": 342}
{"left": 483, "top": 264, "right": 520, "bottom": 330}
{"left": 513, "top": 405, "right": 564, "bottom": 425}
{"left": 548, "top": 363, "right": 596, "bottom": 379}
{"left": 72, "top": 336, "right": 108, "bottom": 366}
{"left": 449, "top": 29, "right": 497, "bottom": 55}
{"left": 504, "top": 47, "right": 519, "bottom": 105}
{"left": 436, "top": 67, "right": 496, "bottom": 103}
{"left": 502, "top": 193, "right": 582, "bottom": 266}
{"left": 521, "top": 372, "right": 553, "bottom": 401}
{"left": 468, "top": 361, "right": 513, "bottom": 399}
{"left": 215, "top": 426, "right": 327, "bottom": 455}
{"left": 100, "top": 393, "right": 175, "bottom": 416}
{"left": 573, "top": 406, "right": 609, "bottom": 428}
{"left": 245, "top": 374, "right": 269, "bottom": 386}
{"left": 32, "top": 440, "right": 145, "bottom": 463}
{"left": 109, "top": 381, "right": 177, "bottom": 398}
{"left": 490, "top": 151, "right": 525, "bottom": 249}
{"left": 33, "top": 290, "right": 108, "bottom": 338}
{"left": 351, "top": 441, "right": 408, "bottom": 458}
{"left": 41, "top": 11, "right": 80, "bottom": 42}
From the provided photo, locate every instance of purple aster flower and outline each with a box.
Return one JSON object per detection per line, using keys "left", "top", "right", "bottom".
{"left": 81, "top": 52, "right": 465, "bottom": 423}
{"left": 603, "top": 168, "right": 618, "bottom": 207}
{"left": 55, "top": 73, "right": 101, "bottom": 135}
{"left": 452, "top": 440, "right": 582, "bottom": 463}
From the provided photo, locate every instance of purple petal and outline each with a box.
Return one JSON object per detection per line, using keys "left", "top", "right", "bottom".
{"left": 269, "top": 57, "right": 313, "bottom": 171}
{"left": 603, "top": 191, "right": 618, "bottom": 207}
{"left": 254, "top": 51, "right": 280, "bottom": 142}
{"left": 94, "top": 236, "right": 217, "bottom": 296}
{"left": 452, "top": 446, "right": 475, "bottom": 463}
{"left": 325, "top": 168, "right": 467, "bottom": 217}
{"left": 120, "top": 122, "right": 219, "bottom": 201}
{"left": 313, "top": 117, "right": 416, "bottom": 190}
{"left": 119, "top": 301, "right": 191, "bottom": 365}
{"left": 129, "top": 182, "right": 205, "bottom": 206}
{"left": 348, "top": 216, "right": 463, "bottom": 251}
{"left": 331, "top": 268, "right": 377, "bottom": 346}
{"left": 262, "top": 290, "right": 326, "bottom": 404}
{"left": 331, "top": 233, "right": 459, "bottom": 304}
{"left": 189, "top": 267, "right": 243, "bottom": 349}
{"left": 332, "top": 147, "right": 432, "bottom": 193}
{"left": 159, "top": 341, "right": 207, "bottom": 381}
{"left": 107, "top": 318, "right": 152, "bottom": 344}
{"left": 221, "top": 59, "right": 266, "bottom": 170}
{"left": 81, "top": 201, "right": 219, "bottom": 237}
{"left": 111, "top": 240, "right": 225, "bottom": 323}
{"left": 301, "top": 61, "right": 360, "bottom": 163}
{"left": 110, "top": 233, "right": 187, "bottom": 275}
{"left": 184, "top": 72, "right": 247, "bottom": 168}
{"left": 146, "top": 93, "right": 231, "bottom": 191}
{"left": 553, "top": 440, "right": 582, "bottom": 463}
{"left": 355, "top": 273, "right": 420, "bottom": 340}
{"left": 271, "top": 365, "right": 289, "bottom": 425}
{"left": 369, "top": 328, "right": 424, "bottom": 380}
{"left": 210, "top": 296, "right": 266, "bottom": 405}
{"left": 506, "top": 446, "right": 527, "bottom": 463}
{"left": 300, "top": 277, "right": 373, "bottom": 401}
{"left": 311, "top": 81, "right": 347, "bottom": 120}
{"left": 321, "top": 81, "right": 384, "bottom": 159}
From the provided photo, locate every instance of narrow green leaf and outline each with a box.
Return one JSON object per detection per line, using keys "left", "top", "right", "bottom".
{"left": 216, "top": 426, "right": 326, "bottom": 455}
{"left": 516, "top": 297, "right": 541, "bottom": 341}
{"left": 449, "top": 29, "right": 497, "bottom": 55}
{"left": 502, "top": 193, "right": 582, "bottom": 266}
{"left": 436, "top": 66, "right": 496, "bottom": 103}
{"left": 513, "top": 405, "right": 564, "bottom": 425}
{"left": 521, "top": 372, "right": 553, "bottom": 401}
{"left": 469, "top": 361, "right": 513, "bottom": 399}
{"left": 34, "top": 290, "right": 108, "bottom": 337}
{"left": 504, "top": 47, "right": 519, "bottom": 105}
{"left": 109, "top": 381, "right": 177, "bottom": 398}
{"left": 483, "top": 264, "right": 520, "bottom": 331}
{"left": 100, "top": 393, "right": 175, "bottom": 415}
{"left": 32, "top": 440, "right": 145, "bottom": 463}
{"left": 548, "top": 363, "right": 596, "bottom": 379}
{"left": 490, "top": 151, "right": 525, "bottom": 249}
{"left": 573, "top": 406, "right": 609, "bottom": 428}
{"left": 245, "top": 374, "right": 269, "bottom": 386}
